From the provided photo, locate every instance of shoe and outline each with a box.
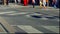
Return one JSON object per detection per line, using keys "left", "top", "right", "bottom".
{"left": 44, "top": 6, "right": 46, "bottom": 8}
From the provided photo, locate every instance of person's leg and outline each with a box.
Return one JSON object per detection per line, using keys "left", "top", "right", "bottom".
{"left": 33, "top": 3, "right": 34, "bottom": 8}
{"left": 46, "top": 2, "right": 48, "bottom": 7}
{"left": 43, "top": 2, "right": 46, "bottom": 8}
{"left": 40, "top": 1, "right": 42, "bottom": 7}
{"left": 6, "top": 0, "right": 8, "bottom": 5}
{"left": 17, "top": 0, "right": 18, "bottom": 4}
{"left": 15, "top": 0, "right": 17, "bottom": 4}
{"left": 54, "top": 2, "right": 57, "bottom": 8}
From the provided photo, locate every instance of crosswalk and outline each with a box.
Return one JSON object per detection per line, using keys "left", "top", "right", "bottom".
{"left": 0, "top": 11, "right": 30, "bottom": 15}
{"left": 0, "top": 11, "right": 59, "bottom": 21}
{"left": 0, "top": 11, "right": 59, "bottom": 34}
{"left": 11, "top": 25, "right": 59, "bottom": 33}
{"left": 0, "top": 6, "right": 10, "bottom": 9}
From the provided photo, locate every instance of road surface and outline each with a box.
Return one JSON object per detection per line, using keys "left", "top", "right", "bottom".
{"left": 0, "top": 6, "right": 59, "bottom": 34}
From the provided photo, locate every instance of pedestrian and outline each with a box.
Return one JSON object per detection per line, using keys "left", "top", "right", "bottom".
{"left": 23, "top": 0, "right": 27, "bottom": 6}
{"left": 6, "top": 0, "right": 8, "bottom": 5}
{"left": 49, "top": 0, "right": 52, "bottom": 7}
{"left": 18, "top": 0, "right": 21, "bottom": 4}
{"left": 43, "top": 0, "right": 46, "bottom": 8}
{"left": 26, "top": 0, "right": 29, "bottom": 5}
{"left": 56, "top": 0, "right": 60, "bottom": 8}
{"left": 32, "top": 0, "right": 35, "bottom": 8}
{"left": 15, "top": 0, "right": 18, "bottom": 4}
{"left": 15, "top": 0, "right": 17, "bottom": 4}
{"left": 16, "top": 0, "right": 18, "bottom": 4}
{"left": 46, "top": 0, "right": 49, "bottom": 7}
{"left": 52, "top": 0, "right": 57, "bottom": 8}
{"left": 39, "top": 0, "right": 43, "bottom": 8}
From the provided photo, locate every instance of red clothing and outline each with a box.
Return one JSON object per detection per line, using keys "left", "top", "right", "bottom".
{"left": 23, "top": 0, "right": 29, "bottom": 6}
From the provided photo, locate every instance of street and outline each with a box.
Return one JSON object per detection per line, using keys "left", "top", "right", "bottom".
{"left": 0, "top": 5, "right": 59, "bottom": 34}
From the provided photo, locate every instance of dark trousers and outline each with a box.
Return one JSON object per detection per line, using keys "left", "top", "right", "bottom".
{"left": 32, "top": 3, "right": 35, "bottom": 8}
{"left": 6, "top": 0, "right": 8, "bottom": 5}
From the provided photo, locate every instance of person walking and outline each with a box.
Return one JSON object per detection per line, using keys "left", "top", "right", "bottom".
{"left": 18, "top": 0, "right": 21, "bottom": 4}
{"left": 32, "top": 0, "right": 35, "bottom": 8}
{"left": 46, "top": 0, "right": 49, "bottom": 7}
{"left": 43, "top": 0, "right": 46, "bottom": 8}
{"left": 39, "top": 0, "right": 43, "bottom": 8}
{"left": 15, "top": 0, "right": 18, "bottom": 4}
{"left": 15, "top": 0, "right": 17, "bottom": 4}
{"left": 6, "top": 0, "right": 9, "bottom": 5}
{"left": 52, "top": 0, "right": 57, "bottom": 8}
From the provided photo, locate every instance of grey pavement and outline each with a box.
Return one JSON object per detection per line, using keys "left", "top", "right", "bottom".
{"left": 0, "top": 4, "right": 59, "bottom": 34}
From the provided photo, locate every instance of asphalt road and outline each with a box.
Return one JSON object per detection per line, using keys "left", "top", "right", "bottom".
{"left": 0, "top": 7, "right": 59, "bottom": 33}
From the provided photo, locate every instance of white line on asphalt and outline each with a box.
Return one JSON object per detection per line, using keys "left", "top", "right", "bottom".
{"left": 26, "top": 15, "right": 31, "bottom": 17}
{"left": 17, "top": 25, "right": 43, "bottom": 33}
{"left": 11, "top": 25, "right": 59, "bottom": 33}
{"left": 6, "top": 12, "right": 28, "bottom": 15}
{"left": 0, "top": 11, "right": 15, "bottom": 14}
{"left": 42, "top": 26, "right": 59, "bottom": 33}
{"left": 26, "top": 13, "right": 43, "bottom": 18}
{"left": 40, "top": 18, "right": 48, "bottom": 20}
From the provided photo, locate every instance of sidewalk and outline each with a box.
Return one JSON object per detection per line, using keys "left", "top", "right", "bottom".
{"left": 0, "top": 3, "right": 59, "bottom": 10}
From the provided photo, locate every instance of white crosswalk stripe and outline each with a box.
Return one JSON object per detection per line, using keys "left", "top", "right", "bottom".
{"left": 0, "top": 11, "right": 15, "bottom": 14}
{"left": 6, "top": 12, "right": 28, "bottom": 15}
{"left": 0, "top": 11, "right": 29, "bottom": 15}
{"left": 11, "top": 25, "right": 59, "bottom": 33}
{"left": 17, "top": 25, "right": 43, "bottom": 33}
{"left": 11, "top": 25, "right": 43, "bottom": 33}
{"left": 42, "top": 26, "right": 59, "bottom": 33}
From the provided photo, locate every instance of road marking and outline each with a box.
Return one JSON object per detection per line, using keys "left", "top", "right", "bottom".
{"left": 17, "top": 25, "right": 43, "bottom": 33}
{"left": 0, "top": 32, "right": 7, "bottom": 33}
{"left": 0, "top": 11, "right": 29, "bottom": 15}
{"left": 0, "top": 11, "right": 15, "bottom": 14}
{"left": 42, "top": 26, "right": 59, "bottom": 33}
{"left": 26, "top": 15, "right": 31, "bottom": 17}
{"left": 41, "top": 18, "right": 48, "bottom": 20}
{"left": 26, "top": 13, "right": 43, "bottom": 18}
{"left": 6, "top": 12, "right": 28, "bottom": 15}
